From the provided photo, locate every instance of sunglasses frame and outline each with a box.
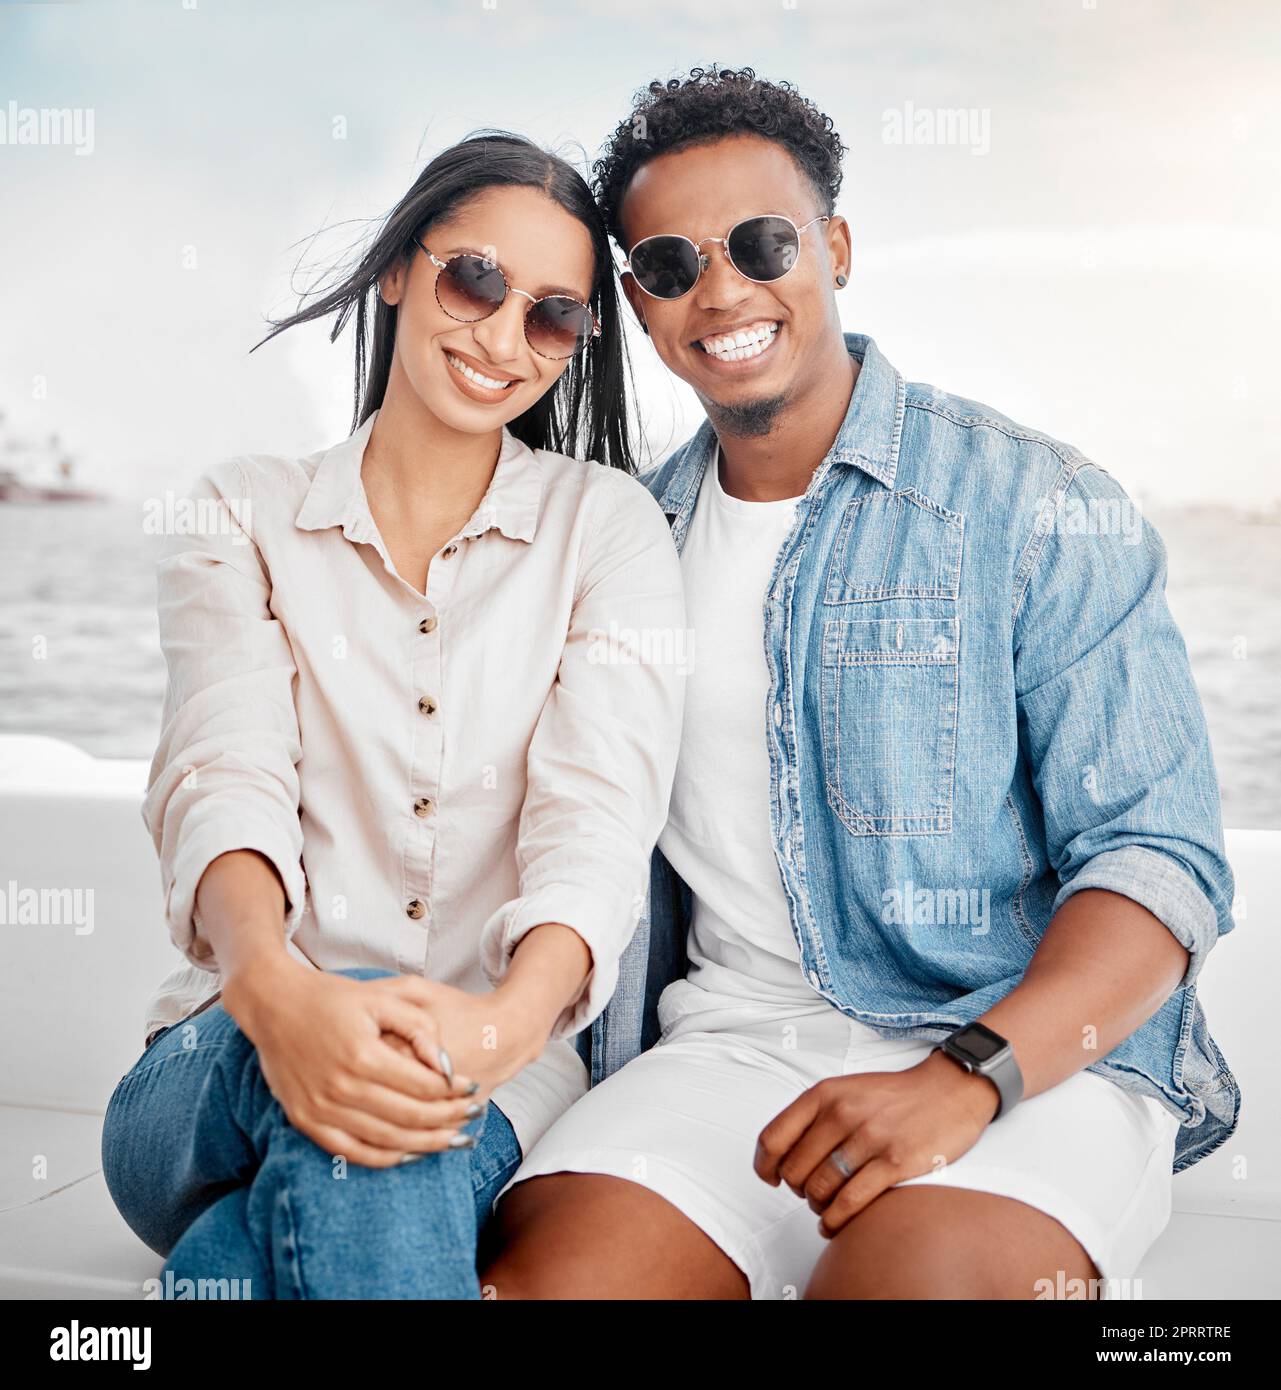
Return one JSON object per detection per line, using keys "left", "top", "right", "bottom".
{"left": 414, "top": 239, "right": 601, "bottom": 360}
{"left": 625, "top": 214, "right": 831, "bottom": 301}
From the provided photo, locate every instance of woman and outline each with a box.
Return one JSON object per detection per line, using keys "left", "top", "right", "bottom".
{"left": 101, "top": 133, "right": 685, "bottom": 1299}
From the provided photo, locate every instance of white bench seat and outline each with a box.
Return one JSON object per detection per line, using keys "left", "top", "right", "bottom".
{"left": 1, "top": 736, "right": 1276, "bottom": 1299}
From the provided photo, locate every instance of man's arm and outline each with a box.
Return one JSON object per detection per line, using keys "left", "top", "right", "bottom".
{"left": 945, "top": 888, "right": 1190, "bottom": 1120}
{"left": 757, "top": 460, "right": 1234, "bottom": 1224}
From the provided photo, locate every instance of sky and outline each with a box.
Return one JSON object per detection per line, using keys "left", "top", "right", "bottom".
{"left": 2, "top": 0, "right": 1279, "bottom": 505}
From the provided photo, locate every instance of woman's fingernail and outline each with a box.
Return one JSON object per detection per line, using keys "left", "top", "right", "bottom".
{"left": 399, "top": 1152, "right": 424, "bottom": 1165}
{"left": 437, "top": 1048, "right": 453, "bottom": 1082}
{"left": 463, "top": 1080, "right": 480, "bottom": 1096}
{"left": 465, "top": 1101, "right": 484, "bottom": 1119}
{"left": 449, "top": 1133, "right": 476, "bottom": 1149}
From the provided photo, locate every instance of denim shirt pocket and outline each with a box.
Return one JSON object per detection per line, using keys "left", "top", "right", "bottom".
{"left": 819, "top": 487, "right": 963, "bottom": 837}
{"left": 824, "top": 487, "right": 963, "bottom": 603}
{"left": 820, "top": 615, "right": 959, "bottom": 836}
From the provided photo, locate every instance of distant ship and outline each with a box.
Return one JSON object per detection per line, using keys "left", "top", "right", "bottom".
{"left": 0, "top": 411, "right": 106, "bottom": 503}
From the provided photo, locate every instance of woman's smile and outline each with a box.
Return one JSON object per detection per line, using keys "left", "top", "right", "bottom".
{"left": 443, "top": 346, "right": 523, "bottom": 403}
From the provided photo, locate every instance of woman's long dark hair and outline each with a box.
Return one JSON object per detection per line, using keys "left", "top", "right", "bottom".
{"left": 255, "top": 132, "right": 636, "bottom": 472}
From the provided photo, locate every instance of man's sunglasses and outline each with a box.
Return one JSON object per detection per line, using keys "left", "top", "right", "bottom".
{"left": 414, "top": 240, "right": 601, "bottom": 360}
{"left": 625, "top": 214, "right": 830, "bottom": 301}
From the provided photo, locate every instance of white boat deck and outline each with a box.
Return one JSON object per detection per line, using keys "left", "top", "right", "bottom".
{"left": 0, "top": 734, "right": 1277, "bottom": 1299}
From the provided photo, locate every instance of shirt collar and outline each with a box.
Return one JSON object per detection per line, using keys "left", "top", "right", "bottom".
{"left": 294, "top": 409, "right": 543, "bottom": 545}
{"left": 825, "top": 332, "right": 905, "bottom": 489}
{"left": 656, "top": 331, "right": 905, "bottom": 516}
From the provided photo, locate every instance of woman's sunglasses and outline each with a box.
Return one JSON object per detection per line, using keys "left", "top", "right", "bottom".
{"left": 625, "top": 214, "right": 830, "bottom": 301}
{"left": 414, "top": 240, "right": 601, "bottom": 360}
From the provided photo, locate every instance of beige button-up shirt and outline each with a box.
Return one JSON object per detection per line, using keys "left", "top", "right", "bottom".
{"left": 141, "top": 410, "right": 685, "bottom": 1152}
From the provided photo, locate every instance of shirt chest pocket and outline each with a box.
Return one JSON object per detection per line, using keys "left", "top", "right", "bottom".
{"left": 820, "top": 616, "right": 959, "bottom": 836}
{"left": 823, "top": 487, "right": 963, "bottom": 603}
{"left": 818, "top": 488, "right": 963, "bottom": 837}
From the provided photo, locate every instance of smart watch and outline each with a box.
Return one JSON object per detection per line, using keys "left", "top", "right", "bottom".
{"left": 932, "top": 1021, "right": 1024, "bottom": 1120}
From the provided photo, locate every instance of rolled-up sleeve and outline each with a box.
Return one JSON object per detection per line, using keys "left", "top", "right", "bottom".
{"left": 141, "top": 459, "right": 306, "bottom": 969}
{"left": 478, "top": 471, "right": 686, "bottom": 1038}
{"left": 1013, "top": 461, "right": 1235, "bottom": 991}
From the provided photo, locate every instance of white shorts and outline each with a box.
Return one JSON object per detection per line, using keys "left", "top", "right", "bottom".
{"left": 499, "top": 979, "right": 1181, "bottom": 1299}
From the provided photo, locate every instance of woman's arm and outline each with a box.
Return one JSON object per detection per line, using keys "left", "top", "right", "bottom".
{"left": 146, "top": 464, "right": 475, "bottom": 1165}
{"left": 465, "top": 472, "right": 687, "bottom": 1077}
{"left": 388, "top": 921, "right": 595, "bottom": 1095}
{"left": 193, "top": 849, "right": 480, "bottom": 1168}
{"left": 486, "top": 922, "right": 594, "bottom": 1068}
{"left": 190, "top": 846, "right": 289, "bottom": 983}
{"left": 142, "top": 460, "right": 307, "bottom": 965}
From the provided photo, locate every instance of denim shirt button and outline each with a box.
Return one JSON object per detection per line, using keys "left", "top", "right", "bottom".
{"left": 807, "top": 969, "right": 821, "bottom": 988}
{"left": 773, "top": 703, "right": 783, "bottom": 727}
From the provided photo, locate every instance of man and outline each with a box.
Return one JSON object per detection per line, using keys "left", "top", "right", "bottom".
{"left": 482, "top": 66, "right": 1239, "bottom": 1300}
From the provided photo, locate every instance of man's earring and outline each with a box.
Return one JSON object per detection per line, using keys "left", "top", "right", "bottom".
{"left": 836, "top": 273, "right": 848, "bottom": 287}
{"left": 640, "top": 322, "right": 649, "bottom": 336}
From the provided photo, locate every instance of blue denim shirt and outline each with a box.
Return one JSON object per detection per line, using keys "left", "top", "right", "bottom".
{"left": 578, "top": 332, "right": 1240, "bottom": 1173}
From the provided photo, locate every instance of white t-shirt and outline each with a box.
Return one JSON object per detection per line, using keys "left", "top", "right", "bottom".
{"left": 657, "top": 447, "right": 820, "bottom": 1008}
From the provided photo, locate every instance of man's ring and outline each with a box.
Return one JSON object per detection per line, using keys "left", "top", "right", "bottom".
{"left": 828, "top": 1146, "right": 856, "bottom": 1179}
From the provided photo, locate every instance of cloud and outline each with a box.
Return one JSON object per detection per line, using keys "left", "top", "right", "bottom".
{"left": 1, "top": 0, "right": 1276, "bottom": 503}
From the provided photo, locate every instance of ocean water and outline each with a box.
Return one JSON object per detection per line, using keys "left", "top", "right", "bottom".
{"left": 1, "top": 498, "right": 1277, "bottom": 829}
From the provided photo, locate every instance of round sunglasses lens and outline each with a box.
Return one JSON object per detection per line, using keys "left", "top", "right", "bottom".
{"left": 526, "top": 297, "right": 594, "bottom": 359}
{"left": 726, "top": 216, "right": 800, "bottom": 282}
{"left": 437, "top": 255, "right": 506, "bottom": 321}
{"left": 630, "top": 236, "right": 702, "bottom": 299}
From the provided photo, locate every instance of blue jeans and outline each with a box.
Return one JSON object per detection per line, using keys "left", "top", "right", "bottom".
{"left": 101, "top": 968, "right": 523, "bottom": 1299}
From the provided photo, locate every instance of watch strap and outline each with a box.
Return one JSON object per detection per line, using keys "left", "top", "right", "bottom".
{"left": 982, "top": 1043, "right": 1024, "bottom": 1119}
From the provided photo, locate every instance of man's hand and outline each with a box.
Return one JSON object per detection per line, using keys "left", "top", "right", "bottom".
{"left": 753, "top": 1050, "right": 1000, "bottom": 1237}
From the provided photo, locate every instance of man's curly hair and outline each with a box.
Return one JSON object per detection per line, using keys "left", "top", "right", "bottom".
{"left": 593, "top": 66, "right": 847, "bottom": 250}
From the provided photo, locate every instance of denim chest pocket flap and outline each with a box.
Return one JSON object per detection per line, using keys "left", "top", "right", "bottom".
{"left": 824, "top": 487, "right": 964, "bottom": 603}
{"left": 819, "top": 615, "right": 960, "bottom": 837}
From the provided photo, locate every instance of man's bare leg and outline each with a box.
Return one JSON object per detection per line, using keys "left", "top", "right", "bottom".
{"left": 805, "top": 1186, "right": 1100, "bottom": 1299}
{"left": 482, "top": 1173, "right": 750, "bottom": 1300}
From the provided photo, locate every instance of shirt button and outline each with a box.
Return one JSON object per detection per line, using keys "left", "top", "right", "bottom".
{"left": 773, "top": 703, "right": 783, "bottom": 727}
{"left": 441, "top": 544, "right": 457, "bottom": 559}
{"left": 413, "top": 797, "right": 434, "bottom": 818}
{"left": 418, "top": 695, "right": 438, "bottom": 716}
{"left": 808, "top": 969, "right": 821, "bottom": 988}
{"left": 406, "top": 899, "right": 426, "bottom": 920}
{"left": 419, "top": 616, "right": 437, "bottom": 634}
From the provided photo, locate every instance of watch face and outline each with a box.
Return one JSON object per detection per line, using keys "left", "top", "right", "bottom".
{"left": 952, "top": 1022, "right": 1006, "bottom": 1063}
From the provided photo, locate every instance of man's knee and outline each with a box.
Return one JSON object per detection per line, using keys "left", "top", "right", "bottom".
{"left": 805, "top": 1187, "right": 1097, "bottom": 1299}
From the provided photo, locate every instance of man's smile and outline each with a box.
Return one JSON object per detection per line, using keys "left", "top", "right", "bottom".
{"left": 692, "top": 319, "right": 783, "bottom": 372}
